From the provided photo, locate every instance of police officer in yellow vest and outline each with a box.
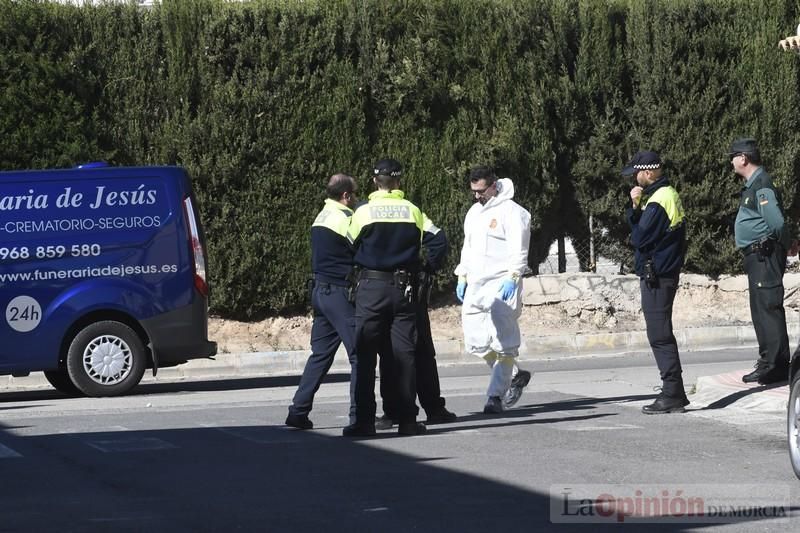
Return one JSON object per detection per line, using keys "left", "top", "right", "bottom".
{"left": 343, "top": 158, "right": 446, "bottom": 437}
{"left": 286, "top": 174, "right": 359, "bottom": 430}
{"left": 730, "top": 138, "right": 790, "bottom": 385}
{"left": 624, "top": 151, "right": 689, "bottom": 414}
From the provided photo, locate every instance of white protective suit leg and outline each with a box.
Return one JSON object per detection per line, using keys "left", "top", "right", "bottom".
{"left": 483, "top": 352, "right": 516, "bottom": 398}
{"left": 462, "top": 277, "right": 522, "bottom": 357}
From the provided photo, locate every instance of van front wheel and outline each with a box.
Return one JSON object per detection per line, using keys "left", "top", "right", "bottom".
{"left": 66, "top": 321, "right": 147, "bottom": 397}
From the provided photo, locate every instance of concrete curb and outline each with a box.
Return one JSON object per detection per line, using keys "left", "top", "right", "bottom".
{"left": 1, "top": 324, "right": 765, "bottom": 392}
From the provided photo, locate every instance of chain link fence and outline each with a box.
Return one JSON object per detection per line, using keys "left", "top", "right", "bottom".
{"left": 536, "top": 216, "right": 634, "bottom": 275}
{"left": 536, "top": 216, "right": 800, "bottom": 275}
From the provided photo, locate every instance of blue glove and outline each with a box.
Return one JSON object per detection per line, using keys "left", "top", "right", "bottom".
{"left": 499, "top": 279, "right": 516, "bottom": 301}
{"left": 456, "top": 281, "right": 467, "bottom": 303}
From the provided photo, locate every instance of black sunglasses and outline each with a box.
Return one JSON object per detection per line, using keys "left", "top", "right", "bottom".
{"left": 470, "top": 183, "right": 495, "bottom": 195}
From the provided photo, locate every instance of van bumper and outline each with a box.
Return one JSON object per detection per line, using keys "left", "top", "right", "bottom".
{"left": 141, "top": 297, "right": 217, "bottom": 367}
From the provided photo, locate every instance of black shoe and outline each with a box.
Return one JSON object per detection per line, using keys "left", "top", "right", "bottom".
{"left": 758, "top": 367, "right": 789, "bottom": 385}
{"left": 641, "top": 395, "right": 689, "bottom": 414}
{"left": 503, "top": 370, "right": 533, "bottom": 409}
{"left": 397, "top": 422, "right": 426, "bottom": 436}
{"left": 483, "top": 396, "right": 503, "bottom": 414}
{"left": 511, "top": 369, "right": 532, "bottom": 388}
{"left": 425, "top": 407, "right": 457, "bottom": 425}
{"left": 742, "top": 362, "right": 767, "bottom": 383}
{"left": 375, "top": 415, "right": 396, "bottom": 430}
{"left": 285, "top": 413, "right": 313, "bottom": 430}
{"left": 342, "top": 424, "right": 376, "bottom": 437}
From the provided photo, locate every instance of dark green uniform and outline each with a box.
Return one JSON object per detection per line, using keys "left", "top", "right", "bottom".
{"left": 734, "top": 167, "right": 790, "bottom": 378}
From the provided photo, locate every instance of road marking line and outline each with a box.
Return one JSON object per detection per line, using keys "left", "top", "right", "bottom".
{"left": 558, "top": 424, "right": 643, "bottom": 432}
{"left": 689, "top": 410, "right": 781, "bottom": 425}
{"left": 87, "top": 517, "right": 154, "bottom": 523}
{"left": 85, "top": 437, "right": 176, "bottom": 453}
{"left": 200, "top": 423, "right": 304, "bottom": 444}
{"left": 424, "top": 429, "right": 481, "bottom": 437}
{"left": 0, "top": 443, "right": 22, "bottom": 458}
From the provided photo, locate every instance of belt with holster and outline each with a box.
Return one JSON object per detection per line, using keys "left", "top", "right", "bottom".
{"left": 643, "top": 258, "right": 657, "bottom": 287}
{"left": 742, "top": 239, "right": 775, "bottom": 259}
{"left": 359, "top": 269, "right": 414, "bottom": 284}
{"left": 360, "top": 269, "right": 417, "bottom": 301}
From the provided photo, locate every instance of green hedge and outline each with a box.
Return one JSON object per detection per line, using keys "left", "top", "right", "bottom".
{"left": 1, "top": 0, "right": 799, "bottom": 318}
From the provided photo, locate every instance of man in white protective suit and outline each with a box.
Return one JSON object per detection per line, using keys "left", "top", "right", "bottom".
{"left": 455, "top": 166, "right": 533, "bottom": 414}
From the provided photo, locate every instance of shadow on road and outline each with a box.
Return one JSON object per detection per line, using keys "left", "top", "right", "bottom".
{"left": 0, "top": 416, "right": 794, "bottom": 531}
{"left": 438, "top": 394, "right": 654, "bottom": 429}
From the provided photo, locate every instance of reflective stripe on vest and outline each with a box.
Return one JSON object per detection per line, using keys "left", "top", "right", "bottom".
{"left": 646, "top": 186, "right": 684, "bottom": 229}
{"left": 349, "top": 189, "right": 425, "bottom": 241}
{"left": 313, "top": 199, "right": 352, "bottom": 240}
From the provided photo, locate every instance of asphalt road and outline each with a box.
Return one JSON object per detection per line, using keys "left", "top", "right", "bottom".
{"left": 0, "top": 348, "right": 797, "bottom": 532}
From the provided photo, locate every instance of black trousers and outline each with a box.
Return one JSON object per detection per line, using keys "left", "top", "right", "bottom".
{"left": 289, "top": 283, "right": 357, "bottom": 423}
{"left": 354, "top": 278, "right": 418, "bottom": 424}
{"left": 640, "top": 276, "right": 684, "bottom": 398}
{"left": 379, "top": 303, "right": 446, "bottom": 419}
{"left": 743, "top": 249, "right": 790, "bottom": 371}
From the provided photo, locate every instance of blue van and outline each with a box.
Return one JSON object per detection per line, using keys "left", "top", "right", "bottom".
{"left": 0, "top": 165, "right": 216, "bottom": 396}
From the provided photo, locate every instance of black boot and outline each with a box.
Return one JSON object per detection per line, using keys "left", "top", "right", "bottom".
{"left": 641, "top": 394, "right": 689, "bottom": 414}
{"left": 342, "top": 424, "right": 376, "bottom": 437}
{"left": 757, "top": 365, "right": 789, "bottom": 385}
{"left": 375, "top": 415, "right": 395, "bottom": 430}
{"left": 483, "top": 396, "right": 503, "bottom": 414}
{"left": 425, "top": 407, "right": 457, "bottom": 425}
{"left": 397, "top": 422, "right": 426, "bottom": 436}
{"left": 285, "top": 413, "right": 313, "bottom": 430}
{"left": 742, "top": 361, "right": 768, "bottom": 383}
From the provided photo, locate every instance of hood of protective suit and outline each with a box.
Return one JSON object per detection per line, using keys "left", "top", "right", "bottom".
{"left": 481, "top": 178, "right": 516, "bottom": 209}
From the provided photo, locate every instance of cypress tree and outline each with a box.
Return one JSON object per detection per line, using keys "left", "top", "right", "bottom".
{"left": 2, "top": 0, "right": 800, "bottom": 316}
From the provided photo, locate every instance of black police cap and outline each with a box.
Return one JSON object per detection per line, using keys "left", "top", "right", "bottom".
{"left": 373, "top": 158, "right": 403, "bottom": 178}
{"left": 621, "top": 150, "right": 662, "bottom": 177}
{"left": 729, "top": 138, "right": 758, "bottom": 156}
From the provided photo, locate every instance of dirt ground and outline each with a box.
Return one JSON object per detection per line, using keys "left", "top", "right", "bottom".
{"left": 208, "top": 281, "right": 768, "bottom": 354}
{"left": 207, "top": 304, "right": 475, "bottom": 354}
